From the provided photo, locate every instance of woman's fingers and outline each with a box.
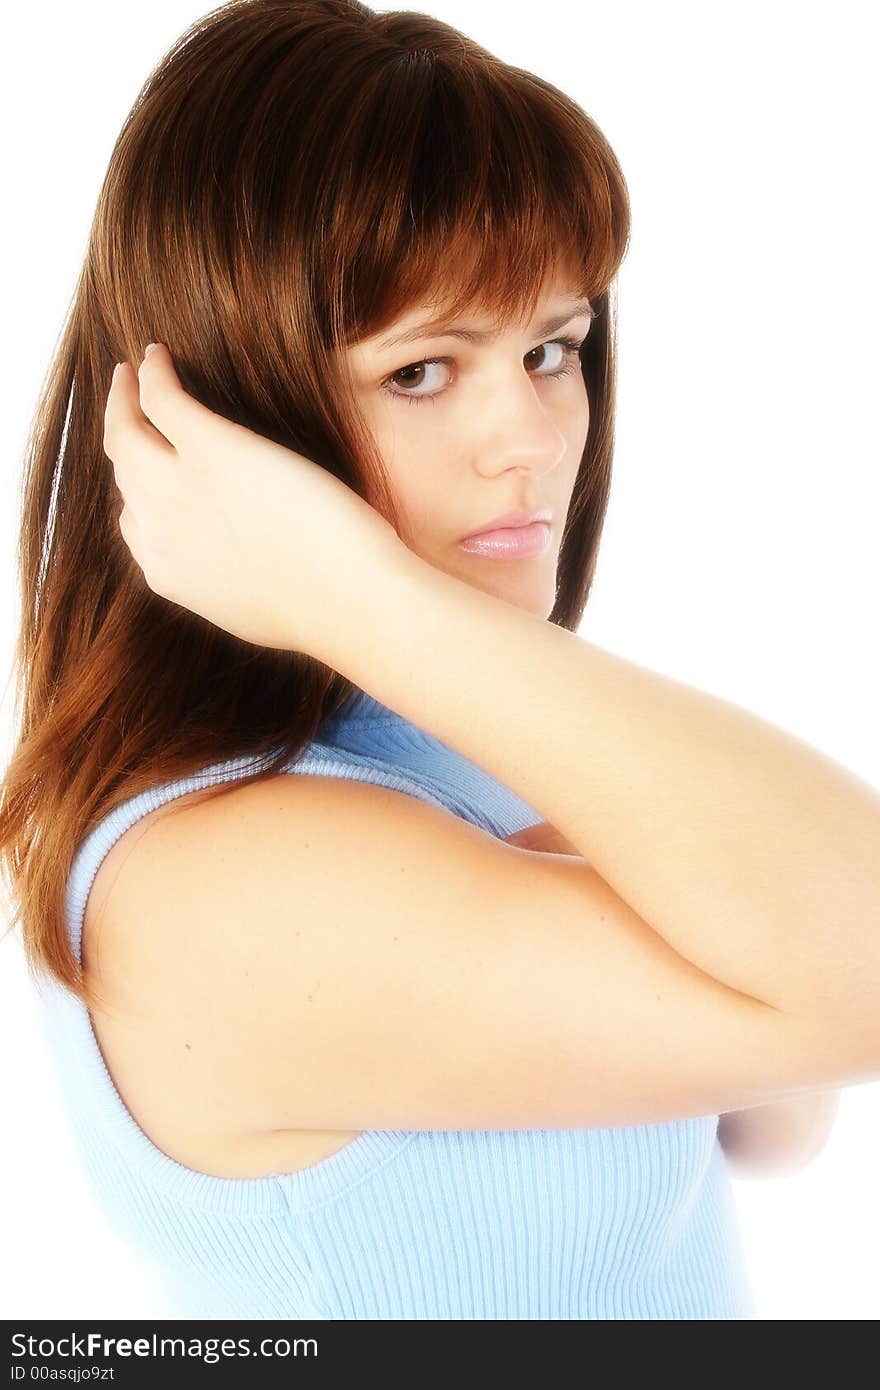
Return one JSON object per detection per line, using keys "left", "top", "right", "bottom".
{"left": 135, "top": 343, "right": 197, "bottom": 448}
{"left": 136, "top": 343, "right": 245, "bottom": 458}
{"left": 104, "top": 343, "right": 211, "bottom": 469}
{"left": 103, "top": 356, "right": 175, "bottom": 468}
{"left": 102, "top": 353, "right": 181, "bottom": 589}
{"left": 98, "top": 340, "right": 403, "bottom": 653}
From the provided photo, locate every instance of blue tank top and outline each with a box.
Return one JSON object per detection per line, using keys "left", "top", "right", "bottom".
{"left": 35, "top": 686, "right": 756, "bottom": 1318}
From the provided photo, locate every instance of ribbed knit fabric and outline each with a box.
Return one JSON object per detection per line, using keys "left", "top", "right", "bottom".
{"left": 35, "top": 686, "right": 756, "bottom": 1319}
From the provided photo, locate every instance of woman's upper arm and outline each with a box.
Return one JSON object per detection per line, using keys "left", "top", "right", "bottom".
{"left": 89, "top": 773, "right": 858, "bottom": 1136}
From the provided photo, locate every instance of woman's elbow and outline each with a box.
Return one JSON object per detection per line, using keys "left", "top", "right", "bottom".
{"left": 718, "top": 1089, "right": 842, "bottom": 1180}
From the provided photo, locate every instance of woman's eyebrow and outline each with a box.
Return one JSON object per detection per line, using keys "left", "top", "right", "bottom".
{"left": 376, "top": 299, "right": 595, "bottom": 351}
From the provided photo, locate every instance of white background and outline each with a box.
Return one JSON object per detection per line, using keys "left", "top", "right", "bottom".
{"left": 1, "top": 0, "right": 877, "bottom": 1320}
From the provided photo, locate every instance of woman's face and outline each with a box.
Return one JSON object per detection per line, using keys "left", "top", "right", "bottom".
{"left": 343, "top": 269, "right": 593, "bottom": 619}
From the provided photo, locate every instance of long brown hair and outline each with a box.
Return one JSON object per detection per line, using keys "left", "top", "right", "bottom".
{"left": 0, "top": 0, "right": 631, "bottom": 1009}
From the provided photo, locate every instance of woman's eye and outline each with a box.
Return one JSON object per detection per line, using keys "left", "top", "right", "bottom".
{"left": 380, "top": 336, "right": 585, "bottom": 407}
{"left": 524, "top": 340, "right": 571, "bottom": 373}
{"left": 382, "top": 358, "right": 450, "bottom": 403}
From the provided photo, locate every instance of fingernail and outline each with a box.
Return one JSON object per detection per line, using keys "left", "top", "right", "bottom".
{"left": 111, "top": 362, "right": 122, "bottom": 381}
{"left": 144, "top": 342, "right": 158, "bottom": 358}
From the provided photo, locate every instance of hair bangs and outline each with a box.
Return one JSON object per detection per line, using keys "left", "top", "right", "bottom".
{"left": 323, "top": 50, "right": 627, "bottom": 346}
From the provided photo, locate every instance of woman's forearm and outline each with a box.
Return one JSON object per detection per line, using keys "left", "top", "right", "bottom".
{"left": 316, "top": 545, "right": 880, "bottom": 1034}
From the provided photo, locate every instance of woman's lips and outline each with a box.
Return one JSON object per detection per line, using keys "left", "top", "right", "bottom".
{"left": 456, "top": 520, "right": 552, "bottom": 559}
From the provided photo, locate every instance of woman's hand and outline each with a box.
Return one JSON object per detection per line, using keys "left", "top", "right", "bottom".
{"left": 103, "top": 344, "right": 404, "bottom": 656}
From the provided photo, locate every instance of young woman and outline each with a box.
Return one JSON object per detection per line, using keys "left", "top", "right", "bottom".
{"left": 2, "top": 0, "right": 875, "bottom": 1320}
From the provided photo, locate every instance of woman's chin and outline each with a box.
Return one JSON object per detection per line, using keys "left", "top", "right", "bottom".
{"left": 452, "top": 556, "right": 557, "bottom": 618}
{"left": 411, "top": 543, "right": 557, "bottom": 619}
